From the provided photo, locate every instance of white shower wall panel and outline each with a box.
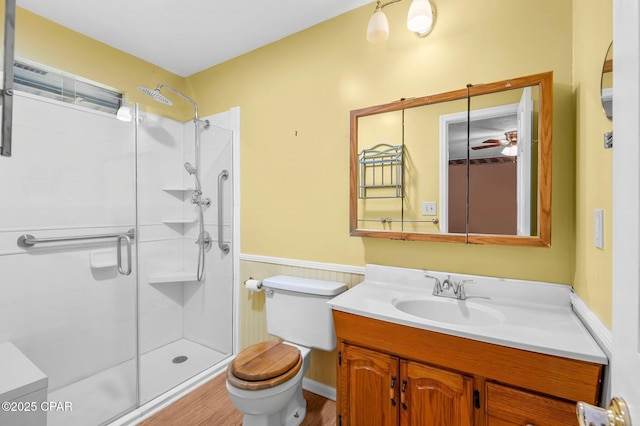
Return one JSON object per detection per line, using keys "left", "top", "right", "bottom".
{"left": 182, "top": 268, "right": 233, "bottom": 353}
{"left": 0, "top": 94, "right": 134, "bottom": 230}
{"left": 137, "top": 236, "right": 184, "bottom": 354}
{"left": 180, "top": 113, "right": 233, "bottom": 353}
{"left": 0, "top": 93, "right": 138, "bottom": 393}
{"left": 136, "top": 112, "right": 190, "bottom": 356}
{"left": 137, "top": 113, "right": 185, "bottom": 227}
{"left": 0, "top": 243, "right": 136, "bottom": 391}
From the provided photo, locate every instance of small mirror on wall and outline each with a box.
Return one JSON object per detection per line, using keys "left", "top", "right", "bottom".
{"left": 601, "top": 42, "right": 613, "bottom": 120}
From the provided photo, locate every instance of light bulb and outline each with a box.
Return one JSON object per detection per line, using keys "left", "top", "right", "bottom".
{"left": 407, "top": 0, "right": 433, "bottom": 36}
{"left": 501, "top": 145, "right": 518, "bottom": 157}
{"left": 116, "top": 105, "right": 132, "bottom": 122}
{"left": 367, "top": 10, "right": 390, "bottom": 43}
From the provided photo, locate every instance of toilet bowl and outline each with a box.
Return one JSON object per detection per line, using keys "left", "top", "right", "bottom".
{"left": 226, "top": 342, "right": 311, "bottom": 426}
{"left": 226, "top": 275, "right": 347, "bottom": 426}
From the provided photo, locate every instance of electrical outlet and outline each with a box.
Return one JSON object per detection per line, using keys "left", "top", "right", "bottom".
{"left": 422, "top": 201, "right": 437, "bottom": 216}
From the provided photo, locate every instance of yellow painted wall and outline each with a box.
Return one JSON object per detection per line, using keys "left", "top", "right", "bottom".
{"left": 191, "top": 0, "right": 576, "bottom": 284}
{"left": 572, "top": 0, "right": 613, "bottom": 327}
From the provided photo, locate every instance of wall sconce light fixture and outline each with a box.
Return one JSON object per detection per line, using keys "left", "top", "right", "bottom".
{"left": 367, "top": 0, "right": 436, "bottom": 43}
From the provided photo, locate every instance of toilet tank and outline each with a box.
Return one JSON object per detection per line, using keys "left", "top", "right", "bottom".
{"left": 263, "top": 275, "right": 347, "bottom": 351}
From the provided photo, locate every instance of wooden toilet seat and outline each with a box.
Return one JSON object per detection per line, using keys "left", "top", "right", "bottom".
{"left": 227, "top": 341, "right": 302, "bottom": 391}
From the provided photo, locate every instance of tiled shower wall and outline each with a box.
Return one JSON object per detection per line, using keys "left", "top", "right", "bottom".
{"left": 239, "top": 259, "right": 363, "bottom": 388}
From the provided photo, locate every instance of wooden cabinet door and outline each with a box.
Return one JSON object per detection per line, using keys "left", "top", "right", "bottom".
{"left": 339, "top": 343, "right": 399, "bottom": 426}
{"left": 400, "top": 360, "right": 474, "bottom": 426}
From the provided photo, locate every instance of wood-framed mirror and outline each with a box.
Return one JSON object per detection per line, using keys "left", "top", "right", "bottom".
{"left": 349, "top": 71, "right": 552, "bottom": 247}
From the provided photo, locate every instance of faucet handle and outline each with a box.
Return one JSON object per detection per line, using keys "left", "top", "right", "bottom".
{"left": 456, "top": 279, "right": 475, "bottom": 299}
{"left": 424, "top": 274, "right": 441, "bottom": 284}
{"left": 425, "top": 274, "right": 443, "bottom": 296}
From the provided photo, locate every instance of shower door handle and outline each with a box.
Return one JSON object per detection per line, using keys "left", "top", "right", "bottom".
{"left": 117, "top": 235, "right": 132, "bottom": 275}
{"left": 217, "top": 169, "right": 230, "bottom": 254}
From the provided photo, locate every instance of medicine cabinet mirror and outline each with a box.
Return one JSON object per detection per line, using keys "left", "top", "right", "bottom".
{"left": 349, "top": 72, "right": 552, "bottom": 247}
{"left": 601, "top": 42, "right": 613, "bottom": 120}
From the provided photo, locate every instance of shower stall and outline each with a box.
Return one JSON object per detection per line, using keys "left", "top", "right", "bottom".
{"left": 0, "top": 85, "right": 238, "bottom": 426}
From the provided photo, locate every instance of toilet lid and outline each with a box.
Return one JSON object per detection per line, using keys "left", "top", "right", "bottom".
{"left": 231, "top": 341, "right": 301, "bottom": 381}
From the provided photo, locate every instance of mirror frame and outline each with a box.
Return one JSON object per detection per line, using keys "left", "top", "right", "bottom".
{"left": 349, "top": 71, "right": 552, "bottom": 247}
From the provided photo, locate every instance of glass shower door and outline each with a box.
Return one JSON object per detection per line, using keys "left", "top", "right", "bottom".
{"left": 0, "top": 92, "right": 139, "bottom": 426}
{"left": 136, "top": 106, "right": 235, "bottom": 404}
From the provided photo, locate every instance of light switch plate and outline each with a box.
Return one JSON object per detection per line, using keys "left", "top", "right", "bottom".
{"left": 594, "top": 209, "right": 604, "bottom": 249}
{"left": 422, "top": 201, "right": 437, "bottom": 216}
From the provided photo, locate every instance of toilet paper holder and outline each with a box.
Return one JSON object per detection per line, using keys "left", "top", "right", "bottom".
{"left": 244, "top": 277, "right": 264, "bottom": 292}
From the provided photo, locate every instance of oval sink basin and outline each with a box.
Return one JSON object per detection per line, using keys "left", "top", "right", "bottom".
{"left": 392, "top": 297, "right": 504, "bottom": 326}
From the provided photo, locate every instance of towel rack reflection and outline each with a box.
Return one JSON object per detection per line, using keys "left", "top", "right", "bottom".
{"left": 17, "top": 228, "right": 135, "bottom": 248}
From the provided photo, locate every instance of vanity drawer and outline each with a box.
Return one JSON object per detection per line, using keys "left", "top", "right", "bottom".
{"left": 486, "top": 382, "right": 576, "bottom": 426}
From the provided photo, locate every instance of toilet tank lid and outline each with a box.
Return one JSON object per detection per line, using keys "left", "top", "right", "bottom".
{"left": 263, "top": 275, "right": 347, "bottom": 296}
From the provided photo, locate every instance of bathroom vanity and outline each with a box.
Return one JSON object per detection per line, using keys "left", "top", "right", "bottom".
{"left": 329, "top": 265, "right": 607, "bottom": 426}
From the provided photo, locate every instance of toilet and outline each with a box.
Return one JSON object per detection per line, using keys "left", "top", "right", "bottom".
{"left": 226, "top": 275, "right": 347, "bottom": 426}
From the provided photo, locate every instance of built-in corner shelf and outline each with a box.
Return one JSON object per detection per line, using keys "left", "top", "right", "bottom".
{"left": 148, "top": 271, "right": 198, "bottom": 284}
{"left": 162, "top": 219, "right": 197, "bottom": 225}
{"left": 161, "top": 187, "right": 194, "bottom": 193}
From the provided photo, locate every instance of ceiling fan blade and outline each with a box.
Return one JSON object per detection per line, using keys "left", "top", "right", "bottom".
{"left": 471, "top": 144, "right": 501, "bottom": 150}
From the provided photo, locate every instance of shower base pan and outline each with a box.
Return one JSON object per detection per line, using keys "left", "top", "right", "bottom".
{"left": 47, "top": 339, "right": 228, "bottom": 426}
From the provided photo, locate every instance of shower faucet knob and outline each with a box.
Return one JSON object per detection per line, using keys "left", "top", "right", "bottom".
{"left": 191, "top": 194, "right": 211, "bottom": 207}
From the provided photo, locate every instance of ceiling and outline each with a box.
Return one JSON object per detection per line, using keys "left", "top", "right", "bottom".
{"left": 17, "top": 0, "right": 373, "bottom": 77}
{"left": 448, "top": 114, "right": 518, "bottom": 160}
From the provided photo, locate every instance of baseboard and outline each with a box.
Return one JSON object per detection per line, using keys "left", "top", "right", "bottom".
{"left": 303, "top": 378, "right": 336, "bottom": 401}
{"left": 240, "top": 253, "right": 365, "bottom": 275}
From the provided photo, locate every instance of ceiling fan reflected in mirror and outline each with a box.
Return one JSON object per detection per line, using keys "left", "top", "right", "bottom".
{"left": 471, "top": 130, "right": 518, "bottom": 156}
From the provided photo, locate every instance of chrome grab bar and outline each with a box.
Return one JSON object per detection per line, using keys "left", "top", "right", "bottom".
{"left": 116, "top": 235, "right": 132, "bottom": 276}
{"left": 1, "top": 0, "right": 17, "bottom": 157}
{"left": 217, "top": 169, "right": 230, "bottom": 254}
{"left": 17, "top": 228, "right": 135, "bottom": 248}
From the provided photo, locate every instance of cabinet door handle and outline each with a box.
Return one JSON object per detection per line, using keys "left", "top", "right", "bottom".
{"left": 390, "top": 375, "right": 396, "bottom": 406}
{"left": 401, "top": 378, "right": 407, "bottom": 410}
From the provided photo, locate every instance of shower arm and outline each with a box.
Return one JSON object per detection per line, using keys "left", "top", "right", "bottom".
{"left": 156, "top": 83, "right": 200, "bottom": 120}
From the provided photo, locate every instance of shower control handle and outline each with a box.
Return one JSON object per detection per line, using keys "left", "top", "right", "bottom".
{"left": 191, "top": 193, "right": 211, "bottom": 207}
{"left": 117, "top": 235, "right": 132, "bottom": 276}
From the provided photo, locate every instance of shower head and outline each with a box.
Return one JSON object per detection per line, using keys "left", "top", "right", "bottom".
{"left": 184, "top": 162, "right": 197, "bottom": 175}
{"left": 137, "top": 85, "right": 173, "bottom": 106}
{"left": 184, "top": 162, "right": 202, "bottom": 192}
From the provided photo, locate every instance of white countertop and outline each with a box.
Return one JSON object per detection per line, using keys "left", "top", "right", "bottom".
{"left": 328, "top": 264, "right": 608, "bottom": 365}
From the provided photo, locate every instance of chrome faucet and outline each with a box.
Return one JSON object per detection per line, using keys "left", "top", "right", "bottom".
{"left": 425, "top": 274, "right": 474, "bottom": 300}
